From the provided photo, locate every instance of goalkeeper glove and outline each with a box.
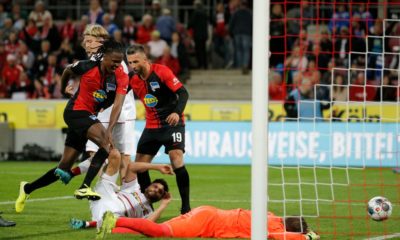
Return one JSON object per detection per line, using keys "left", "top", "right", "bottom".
{"left": 305, "top": 230, "right": 320, "bottom": 240}
{"left": 70, "top": 218, "right": 86, "bottom": 229}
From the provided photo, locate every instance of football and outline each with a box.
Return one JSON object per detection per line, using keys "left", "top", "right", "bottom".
{"left": 367, "top": 196, "right": 393, "bottom": 221}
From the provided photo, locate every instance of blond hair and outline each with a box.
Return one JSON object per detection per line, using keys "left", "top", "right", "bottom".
{"left": 83, "top": 24, "right": 109, "bottom": 40}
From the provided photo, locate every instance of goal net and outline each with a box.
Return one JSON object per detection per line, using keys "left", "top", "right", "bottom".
{"left": 269, "top": 0, "right": 400, "bottom": 239}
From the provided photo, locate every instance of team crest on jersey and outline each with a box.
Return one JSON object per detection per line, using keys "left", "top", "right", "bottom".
{"left": 143, "top": 94, "right": 158, "bottom": 107}
{"left": 172, "top": 77, "right": 179, "bottom": 86}
{"left": 106, "top": 83, "right": 116, "bottom": 92}
{"left": 149, "top": 81, "right": 160, "bottom": 92}
{"left": 93, "top": 89, "right": 107, "bottom": 102}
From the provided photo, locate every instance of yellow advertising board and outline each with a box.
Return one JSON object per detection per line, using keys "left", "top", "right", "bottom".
{"left": 0, "top": 100, "right": 398, "bottom": 129}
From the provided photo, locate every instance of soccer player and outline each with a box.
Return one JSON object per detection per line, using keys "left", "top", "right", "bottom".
{"left": 81, "top": 24, "right": 136, "bottom": 182}
{"left": 59, "top": 24, "right": 136, "bottom": 184}
{"left": 125, "top": 44, "right": 191, "bottom": 214}
{"left": 70, "top": 148, "right": 173, "bottom": 229}
{"left": 15, "top": 39, "right": 128, "bottom": 213}
{"left": 97, "top": 207, "right": 320, "bottom": 240}
{"left": 0, "top": 212, "right": 16, "bottom": 227}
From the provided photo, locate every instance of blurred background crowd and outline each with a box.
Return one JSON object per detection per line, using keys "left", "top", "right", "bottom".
{"left": 0, "top": 0, "right": 398, "bottom": 105}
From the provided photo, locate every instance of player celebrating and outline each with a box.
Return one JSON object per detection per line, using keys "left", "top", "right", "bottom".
{"left": 97, "top": 206, "right": 320, "bottom": 239}
{"left": 70, "top": 148, "right": 173, "bottom": 229}
{"left": 15, "top": 39, "right": 128, "bottom": 213}
{"left": 126, "top": 44, "right": 191, "bottom": 214}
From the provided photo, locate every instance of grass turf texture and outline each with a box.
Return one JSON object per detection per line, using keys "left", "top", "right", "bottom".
{"left": 0, "top": 161, "right": 398, "bottom": 240}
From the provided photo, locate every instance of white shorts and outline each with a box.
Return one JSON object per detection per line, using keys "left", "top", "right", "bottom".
{"left": 86, "top": 122, "right": 125, "bottom": 153}
{"left": 90, "top": 173, "right": 125, "bottom": 222}
{"left": 123, "top": 120, "right": 136, "bottom": 156}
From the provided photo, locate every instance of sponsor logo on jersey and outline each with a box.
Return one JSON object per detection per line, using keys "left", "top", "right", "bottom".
{"left": 89, "top": 115, "right": 97, "bottom": 120}
{"left": 93, "top": 89, "right": 107, "bottom": 102}
{"left": 106, "top": 83, "right": 116, "bottom": 92}
{"left": 172, "top": 77, "right": 179, "bottom": 86}
{"left": 149, "top": 81, "right": 160, "bottom": 92}
{"left": 143, "top": 94, "right": 158, "bottom": 107}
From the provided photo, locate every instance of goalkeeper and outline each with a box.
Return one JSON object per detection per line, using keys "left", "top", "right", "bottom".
{"left": 97, "top": 206, "right": 320, "bottom": 240}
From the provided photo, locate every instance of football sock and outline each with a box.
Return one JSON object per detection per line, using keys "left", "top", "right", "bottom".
{"left": 24, "top": 167, "right": 58, "bottom": 194}
{"left": 174, "top": 166, "right": 191, "bottom": 214}
{"left": 137, "top": 170, "right": 151, "bottom": 194}
{"left": 112, "top": 227, "right": 139, "bottom": 234}
{"left": 80, "top": 147, "right": 108, "bottom": 189}
{"left": 116, "top": 217, "right": 172, "bottom": 237}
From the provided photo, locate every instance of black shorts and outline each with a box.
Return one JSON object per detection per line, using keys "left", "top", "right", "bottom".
{"left": 63, "top": 110, "right": 100, "bottom": 152}
{"left": 136, "top": 126, "right": 185, "bottom": 155}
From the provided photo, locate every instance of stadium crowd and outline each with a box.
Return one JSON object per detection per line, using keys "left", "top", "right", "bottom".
{"left": 0, "top": 0, "right": 398, "bottom": 104}
{"left": 269, "top": 1, "right": 400, "bottom": 106}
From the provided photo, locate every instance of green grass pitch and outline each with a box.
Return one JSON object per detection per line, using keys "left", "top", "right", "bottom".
{"left": 0, "top": 161, "right": 398, "bottom": 239}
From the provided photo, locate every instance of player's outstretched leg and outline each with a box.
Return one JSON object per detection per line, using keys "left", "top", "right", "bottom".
{"left": 96, "top": 211, "right": 116, "bottom": 240}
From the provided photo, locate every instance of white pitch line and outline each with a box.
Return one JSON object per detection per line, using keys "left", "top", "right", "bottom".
{"left": 0, "top": 196, "right": 74, "bottom": 205}
{"left": 364, "top": 233, "right": 400, "bottom": 240}
{"left": 0, "top": 196, "right": 388, "bottom": 207}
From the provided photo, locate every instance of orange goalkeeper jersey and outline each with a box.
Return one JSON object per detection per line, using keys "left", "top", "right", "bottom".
{"left": 164, "top": 205, "right": 306, "bottom": 239}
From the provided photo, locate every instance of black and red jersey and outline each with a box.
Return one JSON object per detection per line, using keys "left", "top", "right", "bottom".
{"left": 130, "top": 63, "right": 184, "bottom": 129}
{"left": 66, "top": 60, "right": 128, "bottom": 114}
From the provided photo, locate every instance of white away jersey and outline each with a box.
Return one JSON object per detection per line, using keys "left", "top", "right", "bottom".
{"left": 117, "top": 179, "right": 153, "bottom": 218}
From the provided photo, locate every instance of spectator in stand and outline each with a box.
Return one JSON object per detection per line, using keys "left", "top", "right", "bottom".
{"left": 304, "top": 57, "right": 320, "bottom": 85}
{"left": 212, "top": 2, "right": 233, "bottom": 69}
{"left": 122, "top": 15, "right": 137, "bottom": 46}
{"left": 149, "top": 0, "right": 162, "bottom": 21}
{"left": 107, "top": 0, "right": 124, "bottom": 29}
{"left": 57, "top": 39, "right": 75, "bottom": 69}
{"left": 332, "top": 74, "right": 348, "bottom": 102}
{"left": 317, "top": 29, "right": 332, "bottom": 71}
{"left": 12, "top": 71, "right": 32, "bottom": 99}
{"left": 76, "top": 15, "right": 89, "bottom": 40}
{"left": 286, "top": 1, "right": 314, "bottom": 50}
{"left": 59, "top": 16, "right": 77, "bottom": 42}
{"left": 334, "top": 26, "right": 366, "bottom": 68}
{"left": 269, "top": 3, "right": 285, "bottom": 67}
{"left": 33, "top": 53, "right": 61, "bottom": 99}
{"left": 269, "top": 70, "right": 286, "bottom": 101}
{"left": 2, "top": 18, "right": 16, "bottom": 42}
{"left": 284, "top": 46, "right": 308, "bottom": 88}
{"left": 5, "top": 31, "right": 20, "bottom": 55}
{"left": 328, "top": 4, "right": 350, "bottom": 35}
{"left": 155, "top": 46, "right": 181, "bottom": 76}
{"left": 136, "top": 14, "right": 155, "bottom": 45}
{"left": 40, "top": 16, "right": 61, "bottom": 52}
{"left": 0, "top": 4, "right": 9, "bottom": 28}
{"left": 10, "top": 4, "right": 27, "bottom": 31}
{"left": 354, "top": 3, "right": 374, "bottom": 33}
{"left": 28, "top": 0, "right": 52, "bottom": 29}
{"left": 32, "top": 40, "right": 51, "bottom": 81}
{"left": 0, "top": 42, "right": 7, "bottom": 72}
{"left": 113, "top": 29, "right": 125, "bottom": 46}
{"left": 188, "top": 0, "right": 209, "bottom": 69}
{"left": 102, "top": 13, "right": 119, "bottom": 35}
{"left": 229, "top": 0, "right": 252, "bottom": 74}
{"left": 284, "top": 78, "right": 330, "bottom": 121}
{"left": 17, "top": 41, "right": 35, "bottom": 75}
{"left": 375, "top": 71, "right": 398, "bottom": 102}
{"left": 147, "top": 30, "right": 168, "bottom": 60}
{"left": 2, "top": 54, "right": 22, "bottom": 98}
{"left": 171, "top": 32, "right": 190, "bottom": 83}
{"left": 156, "top": 8, "right": 176, "bottom": 45}
{"left": 349, "top": 71, "right": 376, "bottom": 102}
{"left": 87, "top": 0, "right": 104, "bottom": 25}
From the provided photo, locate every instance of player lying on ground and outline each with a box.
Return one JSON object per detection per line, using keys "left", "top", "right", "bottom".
{"left": 69, "top": 148, "right": 173, "bottom": 229}
{"left": 15, "top": 39, "right": 128, "bottom": 213}
{"left": 97, "top": 206, "right": 320, "bottom": 240}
